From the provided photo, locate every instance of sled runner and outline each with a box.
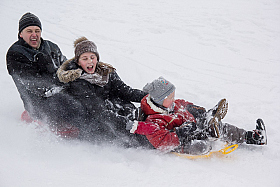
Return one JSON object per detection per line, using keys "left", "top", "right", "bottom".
{"left": 171, "top": 144, "right": 238, "bottom": 159}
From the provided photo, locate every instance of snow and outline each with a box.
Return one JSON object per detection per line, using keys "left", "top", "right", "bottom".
{"left": 0, "top": 0, "right": 280, "bottom": 186}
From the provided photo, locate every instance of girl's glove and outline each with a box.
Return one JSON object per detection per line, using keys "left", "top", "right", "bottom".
{"left": 44, "top": 86, "right": 64, "bottom": 97}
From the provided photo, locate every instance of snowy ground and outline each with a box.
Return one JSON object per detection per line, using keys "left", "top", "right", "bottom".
{"left": 0, "top": 0, "right": 280, "bottom": 186}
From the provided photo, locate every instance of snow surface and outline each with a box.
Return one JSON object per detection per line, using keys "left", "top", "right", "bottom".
{"left": 0, "top": 0, "right": 280, "bottom": 186}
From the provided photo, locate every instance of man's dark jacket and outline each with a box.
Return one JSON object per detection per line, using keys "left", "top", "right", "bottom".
{"left": 6, "top": 37, "right": 66, "bottom": 118}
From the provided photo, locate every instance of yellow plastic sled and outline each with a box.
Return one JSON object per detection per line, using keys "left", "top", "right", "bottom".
{"left": 172, "top": 144, "right": 238, "bottom": 159}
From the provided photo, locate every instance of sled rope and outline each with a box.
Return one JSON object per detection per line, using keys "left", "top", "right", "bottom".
{"left": 172, "top": 144, "right": 238, "bottom": 159}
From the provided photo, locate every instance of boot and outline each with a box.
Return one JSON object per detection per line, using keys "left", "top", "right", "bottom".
{"left": 206, "top": 98, "right": 228, "bottom": 121}
{"left": 207, "top": 118, "right": 220, "bottom": 138}
{"left": 246, "top": 119, "right": 267, "bottom": 145}
{"left": 197, "top": 99, "right": 228, "bottom": 138}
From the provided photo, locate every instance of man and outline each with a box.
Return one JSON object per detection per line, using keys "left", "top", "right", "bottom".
{"left": 6, "top": 12, "right": 84, "bottom": 128}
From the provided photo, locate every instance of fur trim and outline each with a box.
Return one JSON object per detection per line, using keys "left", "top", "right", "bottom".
{"left": 74, "top": 36, "right": 88, "bottom": 47}
{"left": 57, "top": 57, "right": 116, "bottom": 84}
{"left": 57, "top": 58, "right": 83, "bottom": 83}
{"left": 96, "top": 62, "right": 115, "bottom": 74}
{"left": 130, "top": 121, "right": 139, "bottom": 134}
{"left": 146, "top": 95, "right": 168, "bottom": 114}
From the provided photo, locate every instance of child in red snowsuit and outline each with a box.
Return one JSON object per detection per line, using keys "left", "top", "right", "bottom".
{"left": 126, "top": 77, "right": 267, "bottom": 154}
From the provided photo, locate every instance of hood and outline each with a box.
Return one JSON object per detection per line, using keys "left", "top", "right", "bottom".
{"left": 57, "top": 58, "right": 116, "bottom": 84}
{"left": 57, "top": 58, "right": 83, "bottom": 83}
{"left": 141, "top": 95, "right": 168, "bottom": 115}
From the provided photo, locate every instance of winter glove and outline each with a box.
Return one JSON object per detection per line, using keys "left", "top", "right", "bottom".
{"left": 44, "top": 86, "right": 64, "bottom": 97}
{"left": 126, "top": 120, "right": 139, "bottom": 133}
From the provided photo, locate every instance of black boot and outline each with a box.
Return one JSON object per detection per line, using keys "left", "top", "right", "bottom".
{"left": 246, "top": 119, "right": 267, "bottom": 145}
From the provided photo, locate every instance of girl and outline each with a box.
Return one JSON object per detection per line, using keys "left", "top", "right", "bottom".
{"left": 56, "top": 37, "right": 151, "bottom": 147}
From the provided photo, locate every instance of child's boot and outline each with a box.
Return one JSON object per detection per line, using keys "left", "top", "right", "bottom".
{"left": 197, "top": 99, "right": 228, "bottom": 138}
{"left": 246, "top": 119, "right": 267, "bottom": 145}
{"left": 206, "top": 98, "right": 228, "bottom": 121}
{"left": 207, "top": 118, "right": 220, "bottom": 138}
{"left": 188, "top": 98, "right": 228, "bottom": 124}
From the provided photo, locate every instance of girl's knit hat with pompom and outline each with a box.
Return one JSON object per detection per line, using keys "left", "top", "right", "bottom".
{"left": 74, "top": 37, "right": 100, "bottom": 62}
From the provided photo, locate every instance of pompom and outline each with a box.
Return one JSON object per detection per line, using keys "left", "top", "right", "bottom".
{"left": 74, "top": 37, "right": 88, "bottom": 47}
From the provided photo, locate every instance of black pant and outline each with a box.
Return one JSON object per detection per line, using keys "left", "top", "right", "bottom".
{"left": 29, "top": 93, "right": 87, "bottom": 127}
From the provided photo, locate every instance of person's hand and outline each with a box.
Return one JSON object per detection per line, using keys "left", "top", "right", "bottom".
{"left": 126, "top": 120, "right": 139, "bottom": 133}
{"left": 44, "top": 86, "right": 64, "bottom": 97}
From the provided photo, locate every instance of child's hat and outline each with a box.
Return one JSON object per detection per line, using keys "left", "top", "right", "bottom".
{"left": 74, "top": 37, "right": 100, "bottom": 62}
{"left": 143, "top": 77, "right": 175, "bottom": 106}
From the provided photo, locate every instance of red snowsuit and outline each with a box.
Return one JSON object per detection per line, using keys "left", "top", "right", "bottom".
{"left": 132, "top": 95, "right": 196, "bottom": 151}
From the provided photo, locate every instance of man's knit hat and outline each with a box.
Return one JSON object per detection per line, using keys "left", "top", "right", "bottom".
{"left": 74, "top": 37, "right": 100, "bottom": 62}
{"left": 19, "top": 12, "right": 42, "bottom": 34}
{"left": 143, "top": 77, "right": 175, "bottom": 106}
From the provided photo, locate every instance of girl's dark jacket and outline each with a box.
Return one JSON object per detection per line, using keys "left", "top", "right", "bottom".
{"left": 57, "top": 58, "right": 151, "bottom": 147}
{"left": 57, "top": 58, "right": 147, "bottom": 116}
{"left": 6, "top": 37, "right": 66, "bottom": 117}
